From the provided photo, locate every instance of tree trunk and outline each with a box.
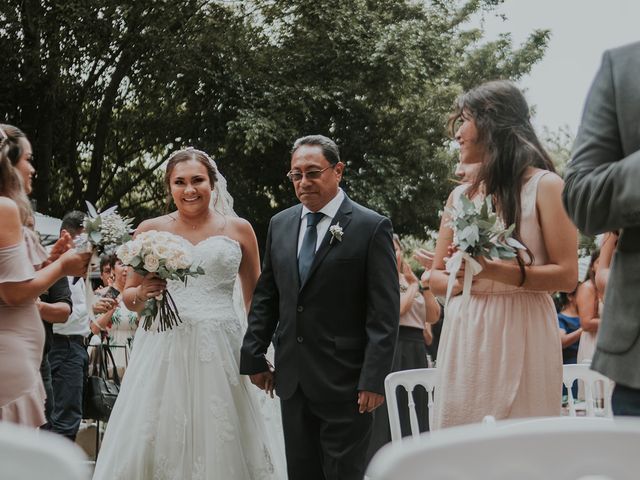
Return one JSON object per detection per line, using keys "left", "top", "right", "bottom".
{"left": 85, "top": 52, "right": 134, "bottom": 205}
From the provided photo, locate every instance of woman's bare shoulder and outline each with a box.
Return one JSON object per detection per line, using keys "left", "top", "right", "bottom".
{"left": 135, "top": 214, "right": 176, "bottom": 235}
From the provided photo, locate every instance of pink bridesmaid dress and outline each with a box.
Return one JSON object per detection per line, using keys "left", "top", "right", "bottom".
{"left": 0, "top": 228, "right": 48, "bottom": 427}
{"left": 433, "top": 170, "right": 563, "bottom": 429}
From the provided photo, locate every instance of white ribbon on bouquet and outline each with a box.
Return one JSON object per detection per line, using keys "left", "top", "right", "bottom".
{"left": 444, "top": 250, "right": 484, "bottom": 317}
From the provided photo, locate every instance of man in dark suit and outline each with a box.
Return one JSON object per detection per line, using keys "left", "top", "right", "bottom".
{"left": 241, "top": 135, "right": 399, "bottom": 480}
{"left": 563, "top": 41, "right": 640, "bottom": 415}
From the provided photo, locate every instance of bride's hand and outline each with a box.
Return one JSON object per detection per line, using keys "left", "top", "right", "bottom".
{"left": 138, "top": 273, "right": 167, "bottom": 300}
{"left": 249, "top": 371, "right": 275, "bottom": 398}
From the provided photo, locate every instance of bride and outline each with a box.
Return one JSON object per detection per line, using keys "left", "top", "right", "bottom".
{"left": 92, "top": 148, "right": 286, "bottom": 480}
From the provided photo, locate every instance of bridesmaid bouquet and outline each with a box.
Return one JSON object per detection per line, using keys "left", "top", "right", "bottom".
{"left": 444, "top": 194, "right": 524, "bottom": 309}
{"left": 116, "top": 230, "right": 204, "bottom": 331}
{"left": 74, "top": 201, "right": 133, "bottom": 324}
{"left": 76, "top": 202, "right": 133, "bottom": 255}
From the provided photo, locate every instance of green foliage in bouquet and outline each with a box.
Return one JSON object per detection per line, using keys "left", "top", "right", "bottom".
{"left": 447, "top": 195, "right": 524, "bottom": 260}
{"left": 83, "top": 201, "right": 133, "bottom": 255}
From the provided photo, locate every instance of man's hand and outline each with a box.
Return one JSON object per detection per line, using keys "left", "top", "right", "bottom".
{"left": 358, "top": 391, "right": 384, "bottom": 413}
{"left": 249, "top": 371, "right": 275, "bottom": 398}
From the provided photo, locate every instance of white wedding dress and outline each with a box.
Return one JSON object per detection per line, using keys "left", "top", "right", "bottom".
{"left": 93, "top": 235, "right": 287, "bottom": 480}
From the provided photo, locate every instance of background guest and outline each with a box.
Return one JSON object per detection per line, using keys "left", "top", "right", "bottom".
{"left": 91, "top": 257, "right": 139, "bottom": 373}
{"left": 576, "top": 251, "right": 601, "bottom": 363}
{"left": 367, "top": 235, "right": 440, "bottom": 460}
{"left": 38, "top": 277, "right": 72, "bottom": 429}
{"left": 48, "top": 211, "right": 97, "bottom": 440}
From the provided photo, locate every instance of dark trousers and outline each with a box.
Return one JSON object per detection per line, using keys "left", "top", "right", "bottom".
{"left": 39, "top": 355, "right": 54, "bottom": 430}
{"left": 612, "top": 383, "right": 640, "bottom": 416}
{"left": 49, "top": 335, "right": 88, "bottom": 441}
{"left": 281, "top": 386, "right": 373, "bottom": 480}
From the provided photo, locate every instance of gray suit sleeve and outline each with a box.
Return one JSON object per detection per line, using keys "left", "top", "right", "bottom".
{"left": 563, "top": 50, "right": 640, "bottom": 235}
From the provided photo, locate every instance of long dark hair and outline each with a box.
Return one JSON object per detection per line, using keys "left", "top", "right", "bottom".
{"left": 448, "top": 81, "right": 556, "bottom": 283}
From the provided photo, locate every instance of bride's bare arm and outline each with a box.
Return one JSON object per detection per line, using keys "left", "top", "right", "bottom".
{"left": 235, "top": 219, "right": 261, "bottom": 313}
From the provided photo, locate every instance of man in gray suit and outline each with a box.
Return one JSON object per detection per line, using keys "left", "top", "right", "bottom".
{"left": 563, "top": 41, "right": 640, "bottom": 415}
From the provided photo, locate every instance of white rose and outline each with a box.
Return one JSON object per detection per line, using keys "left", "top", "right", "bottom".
{"left": 128, "top": 240, "right": 142, "bottom": 257}
{"left": 143, "top": 253, "right": 160, "bottom": 272}
{"left": 165, "top": 256, "right": 179, "bottom": 271}
{"left": 176, "top": 253, "right": 192, "bottom": 270}
{"left": 152, "top": 243, "right": 171, "bottom": 260}
{"left": 116, "top": 243, "right": 132, "bottom": 265}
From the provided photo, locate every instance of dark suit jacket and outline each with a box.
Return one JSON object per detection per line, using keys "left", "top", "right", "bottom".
{"left": 240, "top": 195, "right": 400, "bottom": 401}
{"left": 562, "top": 41, "right": 640, "bottom": 388}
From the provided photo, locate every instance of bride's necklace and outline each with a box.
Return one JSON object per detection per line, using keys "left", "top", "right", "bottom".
{"left": 176, "top": 211, "right": 211, "bottom": 230}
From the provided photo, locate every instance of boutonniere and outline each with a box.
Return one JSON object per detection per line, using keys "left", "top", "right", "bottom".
{"left": 329, "top": 223, "right": 344, "bottom": 245}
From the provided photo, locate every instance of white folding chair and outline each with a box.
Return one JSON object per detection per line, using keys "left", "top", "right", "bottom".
{"left": 0, "top": 421, "right": 90, "bottom": 480}
{"left": 563, "top": 363, "right": 614, "bottom": 417}
{"left": 384, "top": 368, "right": 438, "bottom": 442}
{"left": 367, "top": 416, "right": 640, "bottom": 480}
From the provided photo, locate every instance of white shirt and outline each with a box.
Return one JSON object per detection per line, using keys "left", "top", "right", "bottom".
{"left": 297, "top": 188, "right": 345, "bottom": 255}
{"left": 53, "top": 277, "right": 90, "bottom": 336}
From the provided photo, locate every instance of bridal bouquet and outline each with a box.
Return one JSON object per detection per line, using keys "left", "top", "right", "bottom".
{"left": 116, "top": 230, "right": 204, "bottom": 331}
{"left": 444, "top": 194, "right": 524, "bottom": 309}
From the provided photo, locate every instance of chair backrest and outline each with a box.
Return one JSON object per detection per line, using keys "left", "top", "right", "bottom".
{"left": 0, "top": 421, "right": 90, "bottom": 480}
{"left": 562, "top": 363, "right": 614, "bottom": 417}
{"left": 366, "top": 416, "right": 640, "bottom": 480}
{"left": 384, "top": 368, "right": 438, "bottom": 442}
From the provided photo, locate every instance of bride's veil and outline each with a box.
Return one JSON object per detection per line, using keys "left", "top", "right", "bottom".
{"left": 202, "top": 152, "right": 286, "bottom": 471}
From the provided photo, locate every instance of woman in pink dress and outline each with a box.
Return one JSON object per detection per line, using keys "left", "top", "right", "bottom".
{"left": 0, "top": 124, "right": 90, "bottom": 427}
{"left": 430, "top": 81, "right": 578, "bottom": 429}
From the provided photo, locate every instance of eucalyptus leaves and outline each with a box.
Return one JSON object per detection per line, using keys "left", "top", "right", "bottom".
{"left": 446, "top": 194, "right": 524, "bottom": 260}
{"left": 444, "top": 194, "right": 525, "bottom": 316}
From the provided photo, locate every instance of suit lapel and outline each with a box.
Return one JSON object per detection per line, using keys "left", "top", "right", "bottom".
{"left": 300, "top": 196, "right": 353, "bottom": 291}
{"left": 282, "top": 205, "right": 303, "bottom": 291}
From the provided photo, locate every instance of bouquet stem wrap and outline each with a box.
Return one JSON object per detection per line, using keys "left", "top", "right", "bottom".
{"left": 445, "top": 250, "right": 483, "bottom": 318}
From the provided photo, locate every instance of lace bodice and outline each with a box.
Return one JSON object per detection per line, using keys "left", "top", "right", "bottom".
{"left": 167, "top": 235, "right": 243, "bottom": 326}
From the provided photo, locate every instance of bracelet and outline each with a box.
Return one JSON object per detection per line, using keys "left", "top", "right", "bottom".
{"left": 132, "top": 287, "right": 146, "bottom": 306}
{"left": 419, "top": 281, "right": 430, "bottom": 293}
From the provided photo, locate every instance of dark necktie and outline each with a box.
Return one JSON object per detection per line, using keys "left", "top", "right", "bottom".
{"left": 298, "top": 212, "right": 324, "bottom": 284}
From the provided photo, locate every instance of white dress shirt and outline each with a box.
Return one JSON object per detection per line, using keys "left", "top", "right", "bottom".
{"left": 53, "top": 277, "right": 90, "bottom": 336}
{"left": 297, "top": 188, "right": 345, "bottom": 255}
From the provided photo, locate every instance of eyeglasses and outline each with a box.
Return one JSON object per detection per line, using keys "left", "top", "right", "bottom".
{"left": 286, "top": 165, "right": 334, "bottom": 182}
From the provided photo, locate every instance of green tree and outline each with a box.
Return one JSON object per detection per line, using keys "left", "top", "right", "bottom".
{"left": 2, "top": 0, "right": 550, "bottom": 246}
